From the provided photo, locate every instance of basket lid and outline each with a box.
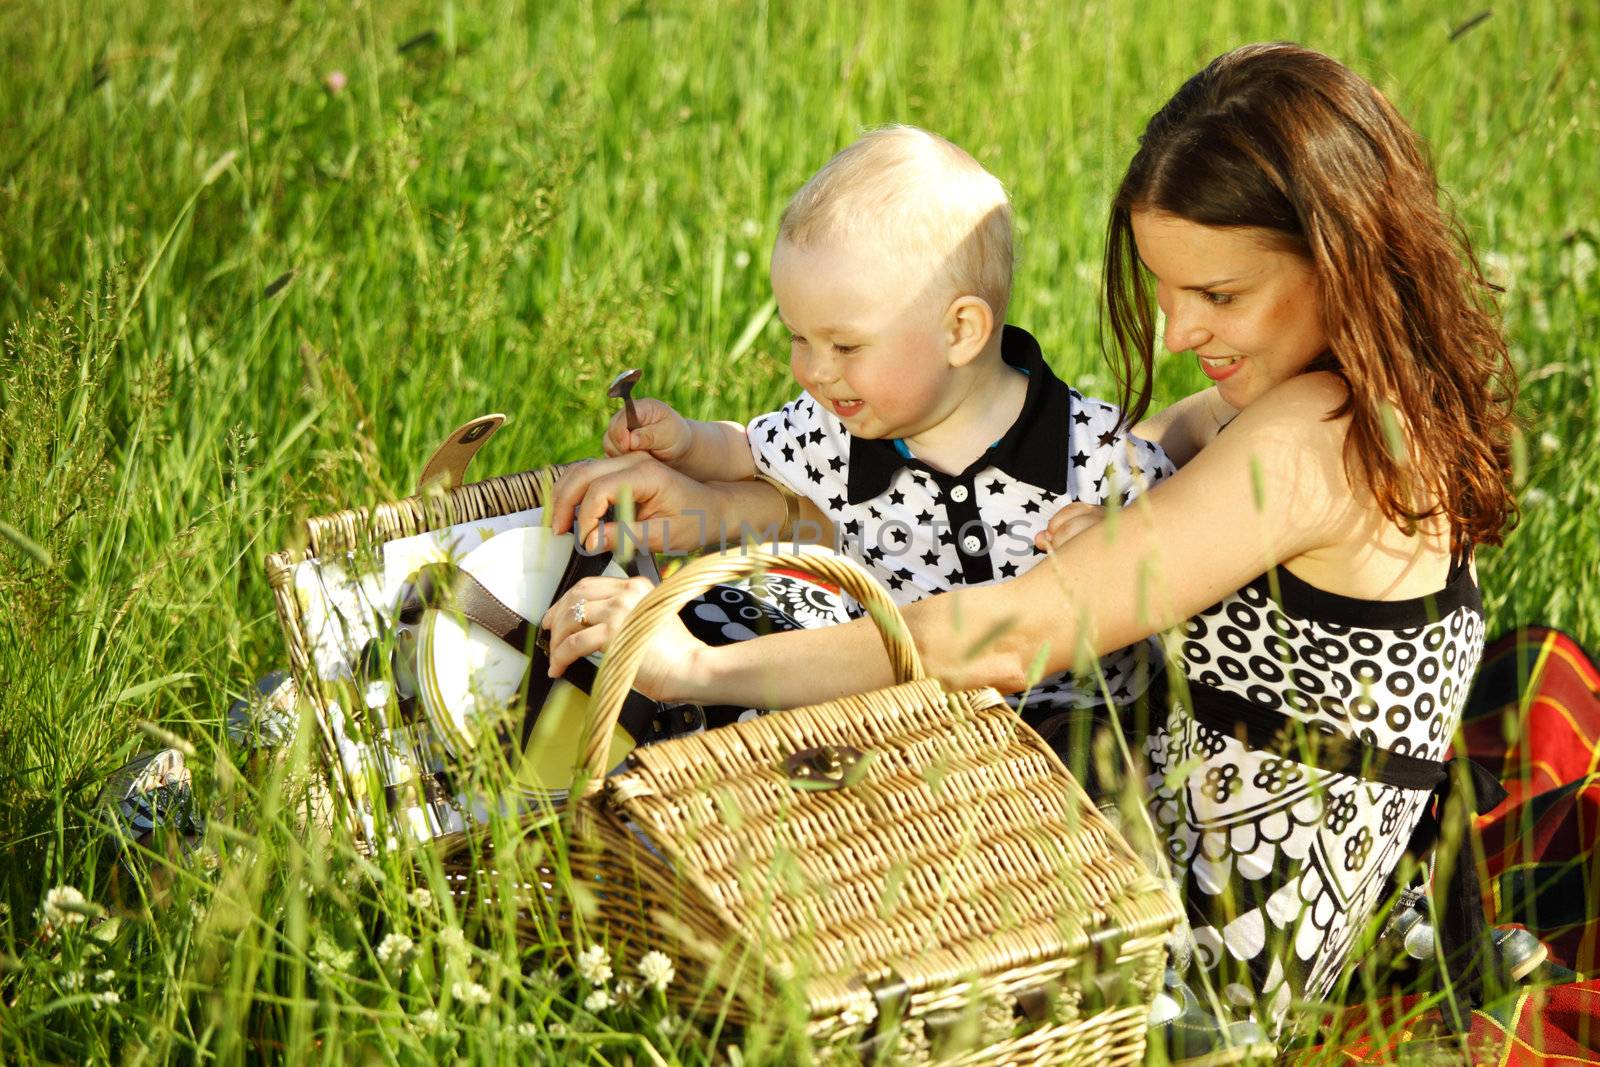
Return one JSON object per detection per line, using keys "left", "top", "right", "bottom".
{"left": 599, "top": 678, "right": 1181, "bottom": 1017}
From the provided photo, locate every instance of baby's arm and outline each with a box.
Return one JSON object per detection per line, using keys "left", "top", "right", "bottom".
{"left": 1131, "top": 386, "right": 1236, "bottom": 469}
{"left": 604, "top": 400, "right": 757, "bottom": 483}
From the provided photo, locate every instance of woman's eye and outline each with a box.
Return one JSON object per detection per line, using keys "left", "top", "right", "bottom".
{"left": 1201, "top": 291, "right": 1234, "bottom": 306}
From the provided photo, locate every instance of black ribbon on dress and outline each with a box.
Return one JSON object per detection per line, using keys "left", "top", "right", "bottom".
{"left": 1183, "top": 680, "right": 1508, "bottom": 1032}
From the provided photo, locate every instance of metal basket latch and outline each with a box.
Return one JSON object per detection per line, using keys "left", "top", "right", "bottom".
{"left": 783, "top": 745, "right": 868, "bottom": 792}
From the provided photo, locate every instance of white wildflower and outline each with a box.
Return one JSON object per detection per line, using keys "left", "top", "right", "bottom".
{"left": 96, "top": 969, "right": 115, "bottom": 983}
{"left": 1524, "top": 487, "right": 1550, "bottom": 508}
{"left": 637, "top": 950, "right": 675, "bottom": 993}
{"left": 62, "top": 970, "right": 84, "bottom": 991}
{"left": 576, "top": 943, "right": 612, "bottom": 985}
{"left": 1482, "top": 250, "right": 1513, "bottom": 290}
{"left": 437, "top": 925, "right": 468, "bottom": 959}
{"left": 41, "top": 886, "right": 92, "bottom": 934}
{"left": 91, "top": 990, "right": 121, "bottom": 1010}
{"left": 739, "top": 218, "right": 761, "bottom": 240}
{"left": 656, "top": 1012, "right": 683, "bottom": 1036}
{"left": 1539, "top": 432, "right": 1560, "bottom": 454}
{"left": 376, "top": 933, "right": 415, "bottom": 968}
{"left": 548, "top": 1021, "right": 568, "bottom": 1037}
{"left": 584, "top": 988, "right": 615, "bottom": 1012}
{"left": 312, "top": 933, "right": 357, "bottom": 973}
{"left": 408, "top": 887, "right": 434, "bottom": 909}
{"left": 839, "top": 998, "right": 878, "bottom": 1028}
{"left": 413, "top": 1008, "right": 441, "bottom": 1033}
{"left": 732, "top": 249, "right": 751, "bottom": 270}
{"left": 515, "top": 1021, "right": 540, "bottom": 1039}
{"left": 1568, "top": 242, "right": 1596, "bottom": 285}
{"left": 613, "top": 978, "right": 636, "bottom": 1005}
{"left": 451, "top": 979, "right": 491, "bottom": 1006}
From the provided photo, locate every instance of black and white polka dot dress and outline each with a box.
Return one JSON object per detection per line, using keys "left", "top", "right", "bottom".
{"left": 1144, "top": 559, "right": 1485, "bottom": 1029}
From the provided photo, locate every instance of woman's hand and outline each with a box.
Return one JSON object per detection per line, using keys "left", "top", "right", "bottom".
{"left": 540, "top": 576, "right": 705, "bottom": 703}
{"left": 1033, "top": 502, "right": 1105, "bottom": 553}
{"left": 548, "top": 453, "right": 726, "bottom": 554}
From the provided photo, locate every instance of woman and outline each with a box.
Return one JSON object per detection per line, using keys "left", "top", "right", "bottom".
{"left": 543, "top": 43, "right": 1517, "bottom": 1037}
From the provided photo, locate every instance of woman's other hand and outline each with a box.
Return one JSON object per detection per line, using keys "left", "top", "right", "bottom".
{"left": 540, "top": 576, "right": 703, "bottom": 703}
{"left": 549, "top": 454, "right": 724, "bottom": 554}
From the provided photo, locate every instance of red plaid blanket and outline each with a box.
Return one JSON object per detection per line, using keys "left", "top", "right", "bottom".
{"left": 1295, "top": 626, "right": 1600, "bottom": 1063}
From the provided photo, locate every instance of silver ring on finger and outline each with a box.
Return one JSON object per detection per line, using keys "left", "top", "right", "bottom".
{"left": 570, "top": 598, "right": 588, "bottom": 626}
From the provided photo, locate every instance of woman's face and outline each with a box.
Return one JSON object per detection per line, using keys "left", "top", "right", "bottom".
{"left": 1131, "top": 209, "right": 1329, "bottom": 409}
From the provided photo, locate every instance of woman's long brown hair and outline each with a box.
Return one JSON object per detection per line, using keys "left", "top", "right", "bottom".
{"left": 1104, "top": 43, "right": 1518, "bottom": 554}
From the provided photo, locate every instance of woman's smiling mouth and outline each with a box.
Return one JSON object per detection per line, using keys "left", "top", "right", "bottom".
{"left": 1198, "top": 354, "right": 1243, "bottom": 382}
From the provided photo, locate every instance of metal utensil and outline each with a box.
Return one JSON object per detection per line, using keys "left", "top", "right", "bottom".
{"left": 605, "top": 368, "right": 659, "bottom": 583}
{"left": 608, "top": 369, "right": 644, "bottom": 431}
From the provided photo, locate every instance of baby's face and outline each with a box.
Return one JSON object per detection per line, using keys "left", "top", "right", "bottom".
{"left": 770, "top": 237, "right": 960, "bottom": 441}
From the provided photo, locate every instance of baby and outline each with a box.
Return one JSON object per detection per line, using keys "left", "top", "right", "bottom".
{"left": 601, "top": 126, "right": 1173, "bottom": 740}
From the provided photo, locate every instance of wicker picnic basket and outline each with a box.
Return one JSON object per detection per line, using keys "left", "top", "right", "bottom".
{"left": 264, "top": 434, "right": 1183, "bottom": 1062}
{"left": 440, "top": 546, "right": 1184, "bottom": 1064}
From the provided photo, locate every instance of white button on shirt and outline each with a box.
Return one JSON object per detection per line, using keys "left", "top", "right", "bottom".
{"left": 746, "top": 325, "right": 1175, "bottom": 713}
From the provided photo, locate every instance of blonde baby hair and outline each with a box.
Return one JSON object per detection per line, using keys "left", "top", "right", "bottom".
{"left": 778, "top": 125, "right": 1013, "bottom": 318}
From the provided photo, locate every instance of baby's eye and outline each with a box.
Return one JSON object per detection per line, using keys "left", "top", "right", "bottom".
{"left": 833, "top": 343, "right": 859, "bottom": 355}
{"left": 788, "top": 333, "right": 807, "bottom": 345}
{"left": 1201, "top": 290, "right": 1235, "bottom": 306}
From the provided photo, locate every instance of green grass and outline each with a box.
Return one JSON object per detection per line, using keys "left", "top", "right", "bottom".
{"left": 1, "top": 0, "right": 1596, "bottom": 1062}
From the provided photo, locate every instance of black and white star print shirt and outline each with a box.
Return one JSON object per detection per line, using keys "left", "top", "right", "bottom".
{"left": 745, "top": 324, "right": 1176, "bottom": 715}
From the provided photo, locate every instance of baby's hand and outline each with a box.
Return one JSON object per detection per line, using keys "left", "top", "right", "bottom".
{"left": 603, "top": 398, "right": 695, "bottom": 467}
{"left": 1033, "top": 502, "right": 1105, "bottom": 554}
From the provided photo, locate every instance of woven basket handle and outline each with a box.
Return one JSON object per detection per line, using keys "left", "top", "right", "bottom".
{"left": 578, "top": 549, "right": 925, "bottom": 789}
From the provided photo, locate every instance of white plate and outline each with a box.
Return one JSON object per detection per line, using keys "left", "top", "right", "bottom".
{"left": 415, "top": 520, "right": 630, "bottom": 795}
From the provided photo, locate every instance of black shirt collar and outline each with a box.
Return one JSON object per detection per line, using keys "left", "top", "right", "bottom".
{"left": 846, "top": 324, "right": 1073, "bottom": 504}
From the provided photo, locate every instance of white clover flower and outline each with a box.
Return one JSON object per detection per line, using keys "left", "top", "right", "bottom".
{"left": 437, "top": 925, "right": 468, "bottom": 959}
{"left": 1539, "top": 432, "right": 1560, "bottom": 454}
{"left": 656, "top": 1012, "right": 682, "bottom": 1036}
{"left": 96, "top": 969, "right": 116, "bottom": 983}
{"left": 376, "top": 933, "right": 415, "bottom": 968}
{"left": 312, "top": 934, "right": 357, "bottom": 972}
{"left": 739, "top": 218, "right": 761, "bottom": 240}
{"left": 839, "top": 998, "right": 878, "bottom": 1028}
{"left": 515, "top": 1021, "right": 540, "bottom": 1039}
{"left": 732, "top": 250, "right": 751, "bottom": 270}
{"left": 637, "top": 950, "right": 675, "bottom": 993}
{"left": 1482, "top": 250, "right": 1513, "bottom": 290}
{"left": 451, "top": 979, "right": 492, "bottom": 1006}
{"left": 1569, "top": 242, "right": 1596, "bottom": 285}
{"left": 548, "top": 1021, "right": 568, "bottom": 1037}
{"left": 584, "top": 988, "right": 615, "bottom": 1012}
{"left": 413, "top": 1008, "right": 441, "bottom": 1033}
{"left": 92, "top": 990, "right": 121, "bottom": 1010}
{"left": 408, "top": 887, "right": 434, "bottom": 909}
{"left": 1524, "top": 487, "right": 1551, "bottom": 508}
{"left": 41, "top": 886, "right": 91, "bottom": 933}
{"left": 576, "top": 943, "right": 612, "bottom": 984}
{"left": 63, "top": 970, "right": 84, "bottom": 991}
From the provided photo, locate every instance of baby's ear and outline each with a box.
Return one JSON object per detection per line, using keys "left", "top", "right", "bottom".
{"left": 944, "top": 294, "right": 996, "bottom": 367}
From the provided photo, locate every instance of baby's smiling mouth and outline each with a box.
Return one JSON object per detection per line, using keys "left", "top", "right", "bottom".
{"left": 831, "top": 398, "right": 864, "bottom": 416}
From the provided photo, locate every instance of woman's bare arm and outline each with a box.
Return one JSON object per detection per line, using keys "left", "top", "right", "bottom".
{"left": 671, "top": 375, "right": 1359, "bottom": 709}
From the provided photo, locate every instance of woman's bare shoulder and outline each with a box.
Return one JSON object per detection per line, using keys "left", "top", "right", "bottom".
{"left": 1227, "top": 372, "right": 1351, "bottom": 450}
